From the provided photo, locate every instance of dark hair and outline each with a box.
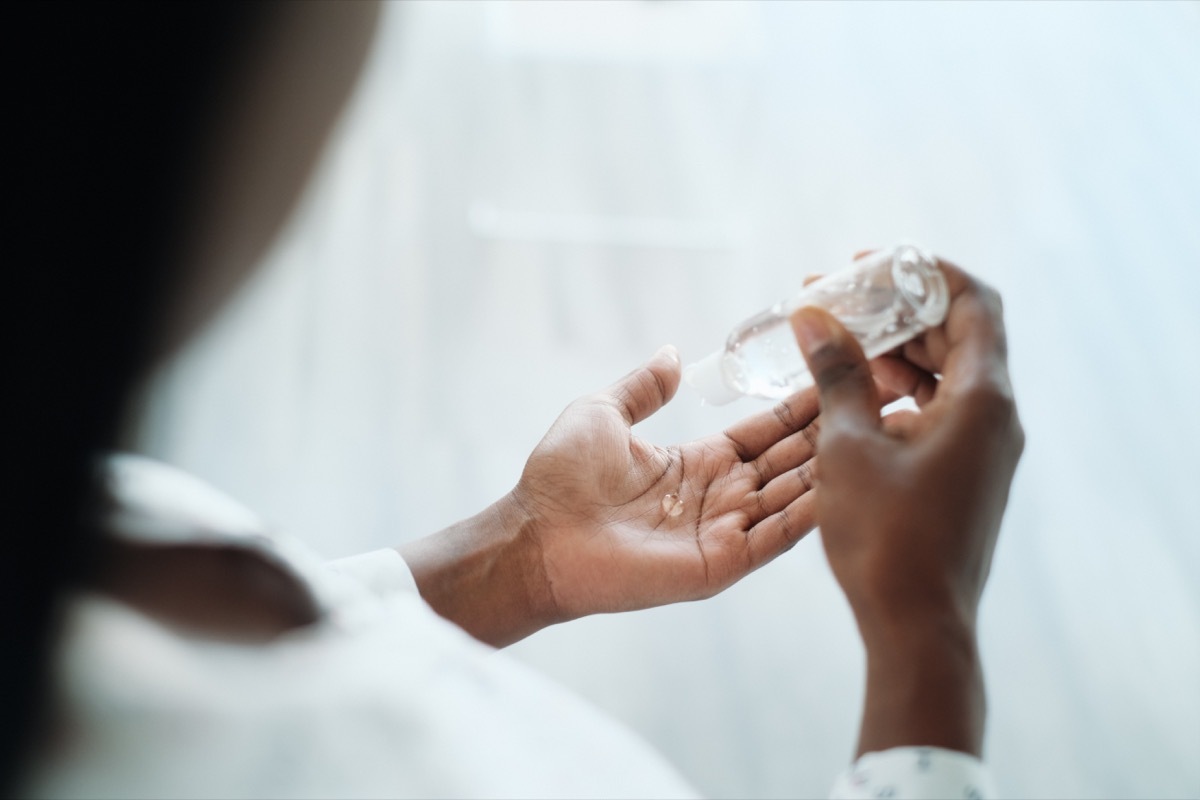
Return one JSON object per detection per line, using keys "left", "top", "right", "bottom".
{"left": 4, "top": 3, "right": 270, "bottom": 789}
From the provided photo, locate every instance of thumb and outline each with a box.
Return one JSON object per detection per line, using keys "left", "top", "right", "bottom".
{"left": 790, "top": 307, "right": 881, "bottom": 432}
{"left": 606, "top": 345, "right": 682, "bottom": 425}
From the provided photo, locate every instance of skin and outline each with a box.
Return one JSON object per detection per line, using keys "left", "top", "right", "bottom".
{"left": 400, "top": 345, "right": 824, "bottom": 646}
{"left": 114, "top": 3, "right": 829, "bottom": 647}
{"left": 105, "top": 0, "right": 382, "bottom": 639}
{"left": 159, "top": 1, "right": 384, "bottom": 360}
{"left": 105, "top": 0, "right": 1025, "bottom": 768}
{"left": 792, "top": 258, "right": 1025, "bottom": 757}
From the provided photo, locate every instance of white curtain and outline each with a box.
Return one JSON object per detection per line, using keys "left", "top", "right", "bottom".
{"left": 136, "top": 2, "right": 1200, "bottom": 797}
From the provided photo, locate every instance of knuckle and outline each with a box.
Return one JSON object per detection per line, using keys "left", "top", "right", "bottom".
{"left": 819, "top": 421, "right": 874, "bottom": 453}
{"left": 626, "top": 369, "right": 657, "bottom": 405}
{"left": 750, "top": 457, "right": 770, "bottom": 489}
{"left": 987, "top": 285, "right": 1005, "bottom": 315}
{"left": 752, "top": 488, "right": 769, "bottom": 517}
{"left": 1011, "top": 415, "right": 1027, "bottom": 456}
{"left": 970, "top": 279, "right": 1006, "bottom": 323}
{"left": 772, "top": 399, "right": 800, "bottom": 433}
{"left": 969, "top": 273, "right": 997, "bottom": 299}
{"left": 645, "top": 366, "right": 670, "bottom": 405}
{"left": 814, "top": 357, "right": 870, "bottom": 394}
{"left": 801, "top": 416, "right": 822, "bottom": 450}
{"left": 983, "top": 287, "right": 1008, "bottom": 339}
{"left": 961, "top": 381, "right": 1018, "bottom": 427}
{"left": 776, "top": 506, "right": 800, "bottom": 544}
{"left": 795, "top": 460, "right": 817, "bottom": 493}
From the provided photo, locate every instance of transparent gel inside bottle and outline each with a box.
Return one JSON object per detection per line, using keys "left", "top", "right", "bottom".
{"left": 684, "top": 244, "right": 948, "bottom": 405}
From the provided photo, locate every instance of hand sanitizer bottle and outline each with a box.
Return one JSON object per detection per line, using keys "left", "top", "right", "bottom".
{"left": 684, "top": 244, "right": 949, "bottom": 405}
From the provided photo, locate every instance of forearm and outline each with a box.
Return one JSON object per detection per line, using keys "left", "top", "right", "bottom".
{"left": 856, "top": 613, "right": 986, "bottom": 759}
{"left": 396, "top": 493, "right": 557, "bottom": 648}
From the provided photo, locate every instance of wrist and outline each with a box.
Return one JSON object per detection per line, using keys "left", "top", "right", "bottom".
{"left": 398, "top": 491, "right": 557, "bottom": 648}
{"left": 847, "top": 572, "right": 978, "bottom": 654}
{"left": 856, "top": 612, "right": 986, "bottom": 758}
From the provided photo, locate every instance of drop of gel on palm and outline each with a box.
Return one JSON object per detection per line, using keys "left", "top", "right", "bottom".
{"left": 661, "top": 493, "right": 684, "bottom": 517}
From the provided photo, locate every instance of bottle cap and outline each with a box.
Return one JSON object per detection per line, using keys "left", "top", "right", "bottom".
{"left": 683, "top": 350, "right": 741, "bottom": 406}
{"left": 892, "top": 243, "right": 949, "bottom": 327}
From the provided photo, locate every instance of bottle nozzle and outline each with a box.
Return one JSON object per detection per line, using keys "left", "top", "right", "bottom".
{"left": 683, "top": 350, "right": 741, "bottom": 406}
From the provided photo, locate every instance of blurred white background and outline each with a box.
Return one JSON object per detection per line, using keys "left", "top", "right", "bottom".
{"left": 135, "top": 2, "right": 1200, "bottom": 797}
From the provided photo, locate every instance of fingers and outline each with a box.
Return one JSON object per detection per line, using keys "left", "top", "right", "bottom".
{"left": 871, "top": 355, "right": 939, "bottom": 407}
{"left": 745, "top": 490, "right": 818, "bottom": 565}
{"left": 896, "top": 257, "right": 1020, "bottom": 450}
{"left": 900, "top": 338, "right": 938, "bottom": 374}
{"left": 790, "top": 307, "right": 882, "bottom": 433}
{"left": 748, "top": 416, "right": 820, "bottom": 484}
{"left": 928, "top": 258, "right": 1014, "bottom": 401}
{"left": 606, "top": 345, "right": 682, "bottom": 425}
{"left": 881, "top": 408, "right": 922, "bottom": 439}
{"left": 865, "top": 256, "right": 1012, "bottom": 414}
{"left": 723, "top": 386, "right": 820, "bottom": 462}
{"left": 754, "top": 457, "right": 818, "bottom": 519}
{"left": 874, "top": 379, "right": 906, "bottom": 407}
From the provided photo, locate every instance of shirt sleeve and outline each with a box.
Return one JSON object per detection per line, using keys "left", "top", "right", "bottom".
{"left": 328, "top": 548, "right": 420, "bottom": 600}
{"left": 829, "top": 747, "right": 996, "bottom": 800}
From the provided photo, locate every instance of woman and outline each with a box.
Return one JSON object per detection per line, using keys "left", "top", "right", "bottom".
{"left": 7, "top": 3, "right": 1023, "bottom": 797}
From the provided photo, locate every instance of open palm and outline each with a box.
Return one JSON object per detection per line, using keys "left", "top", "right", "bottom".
{"left": 513, "top": 346, "right": 822, "bottom": 621}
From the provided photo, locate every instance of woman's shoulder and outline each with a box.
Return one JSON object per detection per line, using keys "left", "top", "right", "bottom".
{"left": 101, "top": 453, "right": 270, "bottom": 547}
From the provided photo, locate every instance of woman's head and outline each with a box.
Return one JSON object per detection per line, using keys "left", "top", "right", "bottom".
{"left": 5, "top": 2, "right": 378, "bottom": 788}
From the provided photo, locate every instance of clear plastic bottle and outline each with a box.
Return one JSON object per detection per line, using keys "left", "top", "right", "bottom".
{"left": 684, "top": 244, "right": 948, "bottom": 405}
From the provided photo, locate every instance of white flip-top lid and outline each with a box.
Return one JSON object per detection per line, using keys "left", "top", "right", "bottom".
{"left": 683, "top": 350, "right": 741, "bottom": 406}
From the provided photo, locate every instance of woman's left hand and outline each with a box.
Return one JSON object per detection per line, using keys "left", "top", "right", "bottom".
{"left": 400, "top": 346, "right": 821, "bottom": 647}
{"left": 514, "top": 345, "right": 820, "bottom": 622}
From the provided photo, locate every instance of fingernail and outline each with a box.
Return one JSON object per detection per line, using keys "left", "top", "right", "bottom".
{"left": 791, "top": 308, "right": 832, "bottom": 353}
{"left": 655, "top": 344, "right": 680, "bottom": 364}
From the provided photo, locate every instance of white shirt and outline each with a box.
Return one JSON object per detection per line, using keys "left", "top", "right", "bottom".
{"left": 25, "top": 455, "right": 995, "bottom": 799}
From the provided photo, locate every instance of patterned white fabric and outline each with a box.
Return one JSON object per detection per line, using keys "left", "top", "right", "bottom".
{"left": 830, "top": 747, "right": 995, "bottom": 800}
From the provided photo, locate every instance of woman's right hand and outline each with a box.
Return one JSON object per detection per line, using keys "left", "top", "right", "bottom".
{"left": 790, "top": 257, "right": 1024, "bottom": 758}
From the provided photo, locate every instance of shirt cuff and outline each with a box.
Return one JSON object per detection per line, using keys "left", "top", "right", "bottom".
{"left": 829, "top": 747, "right": 995, "bottom": 799}
{"left": 328, "top": 548, "right": 420, "bottom": 601}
